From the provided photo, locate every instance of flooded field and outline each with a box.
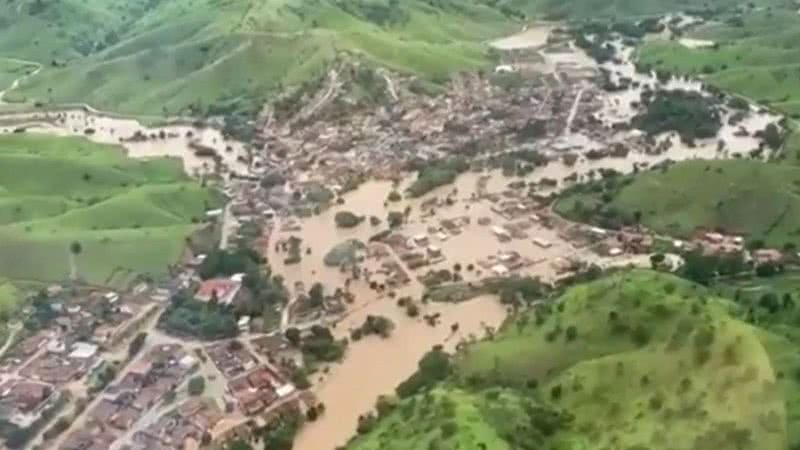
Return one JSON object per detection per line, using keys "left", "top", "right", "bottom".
{"left": 490, "top": 24, "right": 555, "bottom": 50}
{"left": 0, "top": 109, "right": 251, "bottom": 175}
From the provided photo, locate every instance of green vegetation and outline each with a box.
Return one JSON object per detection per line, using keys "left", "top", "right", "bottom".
{"left": 352, "top": 269, "right": 799, "bottom": 450}
{"left": 198, "top": 246, "right": 287, "bottom": 328}
{"left": 638, "top": 8, "right": 800, "bottom": 118}
{"left": 285, "top": 325, "right": 346, "bottom": 366}
{"left": 159, "top": 290, "right": 238, "bottom": 340}
{"left": 406, "top": 157, "right": 469, "bottom": 198}
{"left": 556, "top": 159, "right": 800, "bottom": 247}
{"left": 533, "top": 0, "right": 780, "bottom": 20}
{"left": 334, "top": 211, "right": 364, "bottom": 228}
{"left": 323, "top": 239, "right": 365, "bottom": 267}
{"left": 633, "top": 90, "right": 722, "bottom": 143}
{"left": 127, "top": 331, "right": 147, "bottom": 358}
{"left": 188, "top": 375, "right": 205, "bottom": 396}
{"left": 0, "top": 280, "right": 21, "bottom": 322}
{"left": 0, "top": 58, "right": 37, "bottom": 91}
{"left": 0, "top": 0, "right": 516, "bottom": 119}
{"left": 350, "top": 315, "right": 394, "bottom": 340}
{"left": 0, "top": 134, "right": 221, "bottom": 287}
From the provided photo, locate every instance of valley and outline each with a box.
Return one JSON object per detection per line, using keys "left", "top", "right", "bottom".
{"left": 0, "top": 3, "right": 798, "bottom": 450}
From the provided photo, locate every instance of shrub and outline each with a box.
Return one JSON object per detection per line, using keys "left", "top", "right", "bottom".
{"left": 188, "top": 376, "right": 205, "bottom": 396}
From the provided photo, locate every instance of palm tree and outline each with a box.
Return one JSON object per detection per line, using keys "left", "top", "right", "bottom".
{"left": 69, "top": 241, "right": 82, "bottom": 280}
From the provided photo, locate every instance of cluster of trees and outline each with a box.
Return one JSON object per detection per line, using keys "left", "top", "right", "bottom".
{"left": 285, "top": 325, "right": 346, "bottom": 365}
{"left": 339, "top": 0, "right": 409, "bottom": 26}
{"left": 159, "top": 290, "right": 239, "bottom": 340}
{"left": 396, "top": 346, "right": 451, "bottom": 398}
{"left": 406, "top": 157, "right": 469, "bottom": 197}
{"left": 188, "top": 376, "right": 206, "bottom": 396}
{"left": 198, "top": 247, "right": 287, "bottom": 328}
{"left": 486, "top": 276, "right": 549, "bottom": 306}
{"left": 334, "top": 211, "right": 364, "bottom": 228}
{"left": 633, "top": 90, "right": 722, "bottom": 144}
{"left": 679, "top": 250, "right": 749, "bottom": 286}
{"left": 257, "top": 411, "right": 303, "bottom": 450}
{"left": 127, "top": 332, "right": 147, "bottom": 359}
{"left": 350, "top": 315, "right": 394, "bottom": 340}
{"left": 24, "top": 290, "right": 60, "bottom": 330}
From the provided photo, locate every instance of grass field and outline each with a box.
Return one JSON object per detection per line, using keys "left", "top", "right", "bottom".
{"left": 555, "top": 159, "right": 800, "bottom": 247}
{"left": 638, "top": 8, "right": 800, "bottom": 118}
{"left": 455, "top": 270, "right": 791, "bottom": 450}
{"left": 0, "top": 280, "right": 20, "bottom": 319}
{"left": 0, "top": 0, "right": 515, "bottom": 117}
{"left": 0, "top": 133, "right": 221, "bottom": 287}
{"left": 503, "top": 0, "right": 785, "bottom": 20}
{"left": 0, "top": 58, "right": 37, "bottom": 92}
{"left": 350, "top": 270, "right": 796, "bottom": 450}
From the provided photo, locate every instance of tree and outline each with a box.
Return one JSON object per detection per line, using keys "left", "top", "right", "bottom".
{"left": 759, "top": 292, "right": 780, "bottom": 313}
{"left": 285, "top": 327, "right": 301, "bottom": 346}
{"left": 308, "top": 283, "right": 324, "bottom": 308}
{"left": 650, "top": 253, "right": 666, "bottom": 269}
{"left": 188, "top": 376, "right": 205, "bottom": 396}
{"left": 69, "top": 240, "right": 82, "bottom": 280}
{"left": 128, "top": 332, "right": 147, "bottom": 358}
{"left": 226, "top": 439, "right": 253, "bottom": 450}
{"left": 387, "top": 191, "right": 402, "bottom": 202}
{"left": 759, "top": 123, "right": 784, "bottom": 150}
{"left": 334, "top": 211, "right": 363, "bottom": 228}
{"left": 387, "top": 211, "right": 404, "bottom": 228}
{"left": 565, "top": 325, "right": 578, "bottom": 341}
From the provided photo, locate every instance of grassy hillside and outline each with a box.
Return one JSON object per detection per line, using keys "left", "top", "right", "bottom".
{"left": 348, "top": 270, "right": 796, "bottom": 450}
{"left": 0, "top": 0, "right": 515, "bottom": 118}
{"left": 346, "top": 386, "right": 574, "bottom": 450}
{"left": 555, "top": 159, "right": 800, "bottom": 247}
{"left": 638, "top": 8, "right": 800, "bottom": 118}
{"left": 0, "top": 58, "right": 37, "bottom": 92}
{"left": 0, "top": 133, "right": 221, "bottom": 287}
{"left": 521, "top": 0, "right": 781, "bottom": 20}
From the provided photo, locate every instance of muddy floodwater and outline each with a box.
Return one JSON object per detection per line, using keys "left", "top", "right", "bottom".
{"left": 490, "top": 24, "right": 555, "bottom": 50}
{"left": 268, "top": 178, "right": 510, "bottom": 450}
{"left": 293, "top": 296, "right": 505, "bottom": 450}
{"left": 0, "top": 110, "right": 250, "bottom": 175}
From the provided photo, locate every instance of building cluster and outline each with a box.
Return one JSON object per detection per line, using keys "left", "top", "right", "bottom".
{"left": 205, "top": 340, "right": 296, "bottom": 416}
{"left": 128, "top": 398, "right": 223, "bottom": 450}
{"left": 60, "top": 345, "right": 197, "bottom": 450}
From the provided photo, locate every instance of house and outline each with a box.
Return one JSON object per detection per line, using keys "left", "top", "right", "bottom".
{"left": 69, "top": 342, "right": 99, "bottom": 360}
{"left": 753, "top": 248, "right": 783, "bottom": 265}
{"left": 195, "top": 278, "right": 242, "bottom": 305}
{"left": 238, "top": 316, "right": 251, "bottom": 333}
{"left": 491, "top": 226, "right": 511, "bottom": 240}
{"left": 491, "top": 264, "right": 509, "bottom": 276}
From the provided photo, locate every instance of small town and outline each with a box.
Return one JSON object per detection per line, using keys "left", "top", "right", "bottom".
{"left": 0, "top": 11, "right": 794, "bottom": 450}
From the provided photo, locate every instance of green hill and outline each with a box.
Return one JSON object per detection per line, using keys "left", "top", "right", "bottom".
{"left": 0, "top": 133, "right": 221, "bottom": 287}
{"left": 638, "top": 7, "right": 800, "bottom": 118}
{"left": 528, "top": 0, "right": 781, "bottom": 20}
{"left": 555, "top": 159, "right": 800, "bottom": 247}
{"left": 348, "top": 270, "right": 798, "bottom": 450}
{"left": 0, "top": 0, "right": 516, "bottom": 118}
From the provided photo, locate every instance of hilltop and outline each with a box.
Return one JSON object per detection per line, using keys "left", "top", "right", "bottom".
{"left": 0, "top": 0, "right": 516, "bottom": 119}
{"left": 555, "top": 159, "right": 800, "bottom": 247}
{"left": 0, "top": 133, "right": 221, "bottom": 287}
{"left": 346, "top": 270, "right": 797, "bottom": 450}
